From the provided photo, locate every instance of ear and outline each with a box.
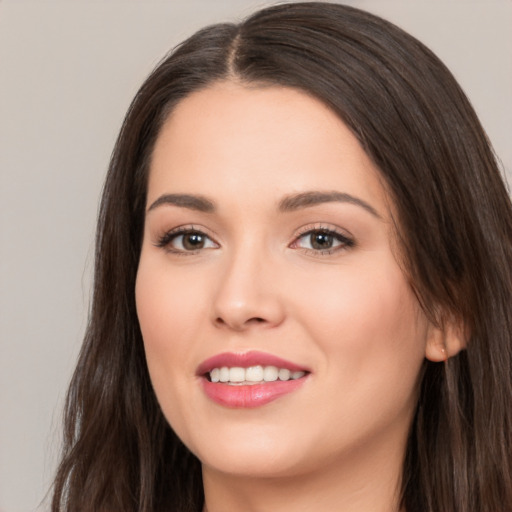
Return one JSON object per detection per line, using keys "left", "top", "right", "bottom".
{"left": 425, "top": 315, "right": 467, "bottom": 362}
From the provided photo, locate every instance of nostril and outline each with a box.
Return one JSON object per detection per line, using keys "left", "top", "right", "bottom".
{"left": 214, "top": 316, "right": 267, "bottom": 330}
{"left": 247, "top": 317, "right": 266, "bottom": 325}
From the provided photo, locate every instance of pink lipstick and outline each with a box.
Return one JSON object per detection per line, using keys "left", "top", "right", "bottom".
{"left": 197, "top": 351, "right": 310, "bottom": 408}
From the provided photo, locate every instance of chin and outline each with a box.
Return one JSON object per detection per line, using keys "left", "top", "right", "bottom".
{"left": 187, "top": 422, "right": 324, "bottom": 479}
{"left": 200, "top": 449, "right": 304, "bottom": 479}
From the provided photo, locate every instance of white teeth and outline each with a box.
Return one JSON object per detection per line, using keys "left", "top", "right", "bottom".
{"left": 229, "top": 367, "right": 245, "bottom": 383}
{"left": 210, "top": 368, "right": 220, "bottom": 383}
{"left": 208, "top": 365, "right": 307, "bottom": 384}
{"left": 263, "top": 366, "right": 279, "bottom": 382}
{"left": 246, "top": 366, "right": 264, "bottom": 382}
{"left": 278, "top": 368, "right": 291, "bottom": 381}
{"left": 219, "top": 367, "right": 229, "bottom": 383}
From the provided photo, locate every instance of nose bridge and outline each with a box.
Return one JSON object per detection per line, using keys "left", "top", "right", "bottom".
{"left": 212, "top": 236, "right": 284, "bottom": 330}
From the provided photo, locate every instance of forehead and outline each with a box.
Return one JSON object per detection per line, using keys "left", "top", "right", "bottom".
{"left": 148, "top": 81, "right": 390, "bottom": 216}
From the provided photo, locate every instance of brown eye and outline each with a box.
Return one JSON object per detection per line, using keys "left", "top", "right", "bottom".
{"left": 294, "top": 229, "right": 354, "bottom": 254}
{"left": 157, "top": 229, "right": 218, "bottom": 253}
{"left": 309, "top": 232, "right": 334, "bottom": 250}
{"left": 182, "top": 232, "right": 206, "bottom": 250}
{"left": 172, "top": 230, "right": 217, "bottom": 252}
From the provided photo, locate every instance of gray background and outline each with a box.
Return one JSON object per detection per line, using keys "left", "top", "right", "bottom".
{"left": 1, "top": 1, "right": 511, "bottom": 510}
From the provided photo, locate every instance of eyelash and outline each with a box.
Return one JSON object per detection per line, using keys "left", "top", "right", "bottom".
{"left": 291, "top": 225, "right": 355, "bottom": 255}
{"left": 155, "top": 225, "right": 355, "bottom": 256}
{"left": 155, "top": 226, "right": 218, "bottom": 255}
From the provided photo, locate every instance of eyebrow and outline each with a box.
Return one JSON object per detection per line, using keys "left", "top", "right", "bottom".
{"left": 278, "top": 191, "right": 381, "bottom": 218}
{"left": 147, "top": 193, "right": 215, "bottom": 213}
{"left": 146, "top": 190, "right": 381, "bottom": 219}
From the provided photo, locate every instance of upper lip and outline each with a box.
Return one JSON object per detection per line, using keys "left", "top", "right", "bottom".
{"left": 196, "top": 351, "right": 310, "bottom": 376}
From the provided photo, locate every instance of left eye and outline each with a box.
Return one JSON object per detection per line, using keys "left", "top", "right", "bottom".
{"left": 294, "top": 229, "right": 353, "bottom": 252}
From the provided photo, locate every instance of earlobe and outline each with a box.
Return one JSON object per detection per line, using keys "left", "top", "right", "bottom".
{"left": 424, "top": 316, "right": 467, "bottom": 362}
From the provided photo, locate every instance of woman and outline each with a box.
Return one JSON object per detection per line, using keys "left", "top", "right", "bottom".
{"left": 51, "top": 2, "right": 512, "bottom": 511}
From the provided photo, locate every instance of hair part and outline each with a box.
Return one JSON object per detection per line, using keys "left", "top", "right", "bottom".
{"left": 52, "top": 3, "right": 512, "bottom": 511}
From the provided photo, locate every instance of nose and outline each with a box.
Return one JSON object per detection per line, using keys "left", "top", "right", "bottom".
{"left": 211, "top": 246, "right": 285, "bottom": 332}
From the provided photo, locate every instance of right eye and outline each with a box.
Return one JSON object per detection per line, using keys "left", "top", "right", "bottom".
{"left": 156, "top": 228, "right": 218, "bottom": 254}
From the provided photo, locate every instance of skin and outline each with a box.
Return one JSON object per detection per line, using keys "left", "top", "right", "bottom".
{"left": 135, "top": 81, "right": 454, "bottom": 512}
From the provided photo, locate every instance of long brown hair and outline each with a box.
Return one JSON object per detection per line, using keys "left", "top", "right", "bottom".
{"left": 52, "top": 3, "right": 512, "bottom": 511}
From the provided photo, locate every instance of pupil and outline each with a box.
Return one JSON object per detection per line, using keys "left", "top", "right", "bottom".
{"left": 311, "top": 232, "right": 333, "bottom": 250}
{"left": 183, "top": 233, "right": 204, "bottom": 250}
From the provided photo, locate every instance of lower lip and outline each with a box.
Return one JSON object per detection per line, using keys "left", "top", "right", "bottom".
{"left": 201, "top": 378, "right": 307, "bottom": 408}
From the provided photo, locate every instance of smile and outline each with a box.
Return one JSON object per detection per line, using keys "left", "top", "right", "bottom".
{"left": 209, "top": 366, "right": 306, "bottom": 384}
{"left": 197, "top": 351, "right": 310, "bottom": 408}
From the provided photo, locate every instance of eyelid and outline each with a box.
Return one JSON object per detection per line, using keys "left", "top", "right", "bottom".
{"left": 290, "top": 223, "right": 355, "bottom": 255}
{"left": 154, "top": 224, "right": 219, "bottom": 254}
{"left": 153, "top": 222, "right": 354, "bottom": 256}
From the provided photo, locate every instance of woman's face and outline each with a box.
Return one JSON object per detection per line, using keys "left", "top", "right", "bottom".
{"left": 136, "top": 82, "right": 435, "bottom": 479}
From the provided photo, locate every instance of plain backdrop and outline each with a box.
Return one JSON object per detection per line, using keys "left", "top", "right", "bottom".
{"left": 1, "top": 1, "right": 511, "bottom": 510}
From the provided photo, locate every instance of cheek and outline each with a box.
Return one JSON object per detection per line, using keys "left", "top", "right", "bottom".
{"left": 135, "top": 255, "right": 213, "bottom": 449}
{"left": 135, "top": 256, "right": 205, "bottom": 350}
{"left": 134, "top": 254, "right": 208, "bottom": 413}
{"left": 287, "top": 259, "right": 428, "bottom": 456}
{"left": 293, "top": 255, "right": 428, "bottom": 392}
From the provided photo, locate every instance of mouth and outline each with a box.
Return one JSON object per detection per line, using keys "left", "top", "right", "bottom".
{"left": 206, "top": 365, "right": 307, "bottom": 385}
{"left": 197, "top": 351, "right": 310, "bottom": 408}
